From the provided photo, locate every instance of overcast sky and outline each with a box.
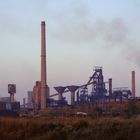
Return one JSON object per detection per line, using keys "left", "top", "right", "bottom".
{"left": 0, "top": 0, "right": 140, "bottom": 102}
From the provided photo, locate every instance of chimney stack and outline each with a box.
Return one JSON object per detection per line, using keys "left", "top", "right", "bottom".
{"left": 23, "top": 98, "right": 26, "bottom": 110}
{"left": 132, "top": 71, "right": 136, "bottom": 98}
{"left": 41, "top": 21, "right": 47, "bottom": 111}
{"left": 108, "top": 78, "right": 112, "bottom": 97}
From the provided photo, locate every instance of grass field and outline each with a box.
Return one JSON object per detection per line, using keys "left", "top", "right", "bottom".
{"left": 0, "top": 117, "right": 140, "bottom": 140}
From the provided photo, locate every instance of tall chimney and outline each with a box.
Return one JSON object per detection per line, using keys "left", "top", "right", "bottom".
{"left": 108, "top": 78, "right": 112, "bottom": 97}
{"left": 132, "top": 71, "right": 136, "bottom": 98}
{"left": 23, "top": 98, "right": 26, "bottom": 111}
{"left": 41, "top": 21, "right": 47, "bottom": 111}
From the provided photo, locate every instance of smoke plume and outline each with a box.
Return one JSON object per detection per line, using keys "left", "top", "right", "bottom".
{"left": 49, "top": 0, "right": 140, "bottom": 67}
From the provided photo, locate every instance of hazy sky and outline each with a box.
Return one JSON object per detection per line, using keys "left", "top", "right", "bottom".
{"left": 0, "top": 0, "right": 140, "bottom": 102}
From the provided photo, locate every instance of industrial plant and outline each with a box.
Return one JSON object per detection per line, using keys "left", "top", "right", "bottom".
{"left": 0, "top": 21, "right": 139, "bottom": 117}
{"left": 31, "top": 21, "right": 138, "bottom": 117}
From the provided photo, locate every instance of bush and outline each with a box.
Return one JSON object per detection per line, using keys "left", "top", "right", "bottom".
{"left": 0, "top": 118, "right": 140, "bottom": 140}
{"left": 123, "top": 100, "right": 139, "bottom": 118}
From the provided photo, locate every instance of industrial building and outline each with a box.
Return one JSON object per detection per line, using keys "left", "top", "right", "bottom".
{"left": 0, "top": 101, "right": 6, "bottom": 111}
{"left": 27, "top": 91, "right": 33, "bottom": 109}
{"left": 0, "top": 21, "right": 137, "bottom": 117}
{"left": 0, "top": 84, "right": 20, "bottom": 116}
{"left": 0, "top": 96, "right": 20, "bottom": 115}
{"left": 31, "top": 21, "right": 136, "bottom": 116}
{"left": 0, "top": 97, "right": 10, "bottom": 110}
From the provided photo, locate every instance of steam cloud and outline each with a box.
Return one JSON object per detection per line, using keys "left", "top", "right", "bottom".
{"left": 49, "top": 0, "right": 140, "bottom": 67}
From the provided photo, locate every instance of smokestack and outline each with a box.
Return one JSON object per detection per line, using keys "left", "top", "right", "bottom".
{"left": 108, "top": 78, "right": 112, "bottom": 97}
{"left": 41, "top": 21, "right": 47, "bottom": 111}
{"left": 132, "top": 71, "right": 136, "bottom": 98}
{"left": 23, "top": 98, "right": 26, "bottom": 110}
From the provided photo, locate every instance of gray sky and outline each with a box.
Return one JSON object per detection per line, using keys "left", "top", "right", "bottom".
{"left": 0, "top": 0, "right": 140, "bottom": 102}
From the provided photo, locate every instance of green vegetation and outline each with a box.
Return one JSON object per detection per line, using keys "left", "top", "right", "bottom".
{"left": 0, "top": 117, "right": 140, "bottom": 140}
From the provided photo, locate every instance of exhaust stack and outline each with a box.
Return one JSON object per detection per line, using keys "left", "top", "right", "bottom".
{"left": 41, "top": 21, "right": 47, "bottom": 111}
{"left": 132, "top": 71, "right": 136, "bottom": 98}
{"left": 108, "top": 78, "right": 112, "bottom": 97}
